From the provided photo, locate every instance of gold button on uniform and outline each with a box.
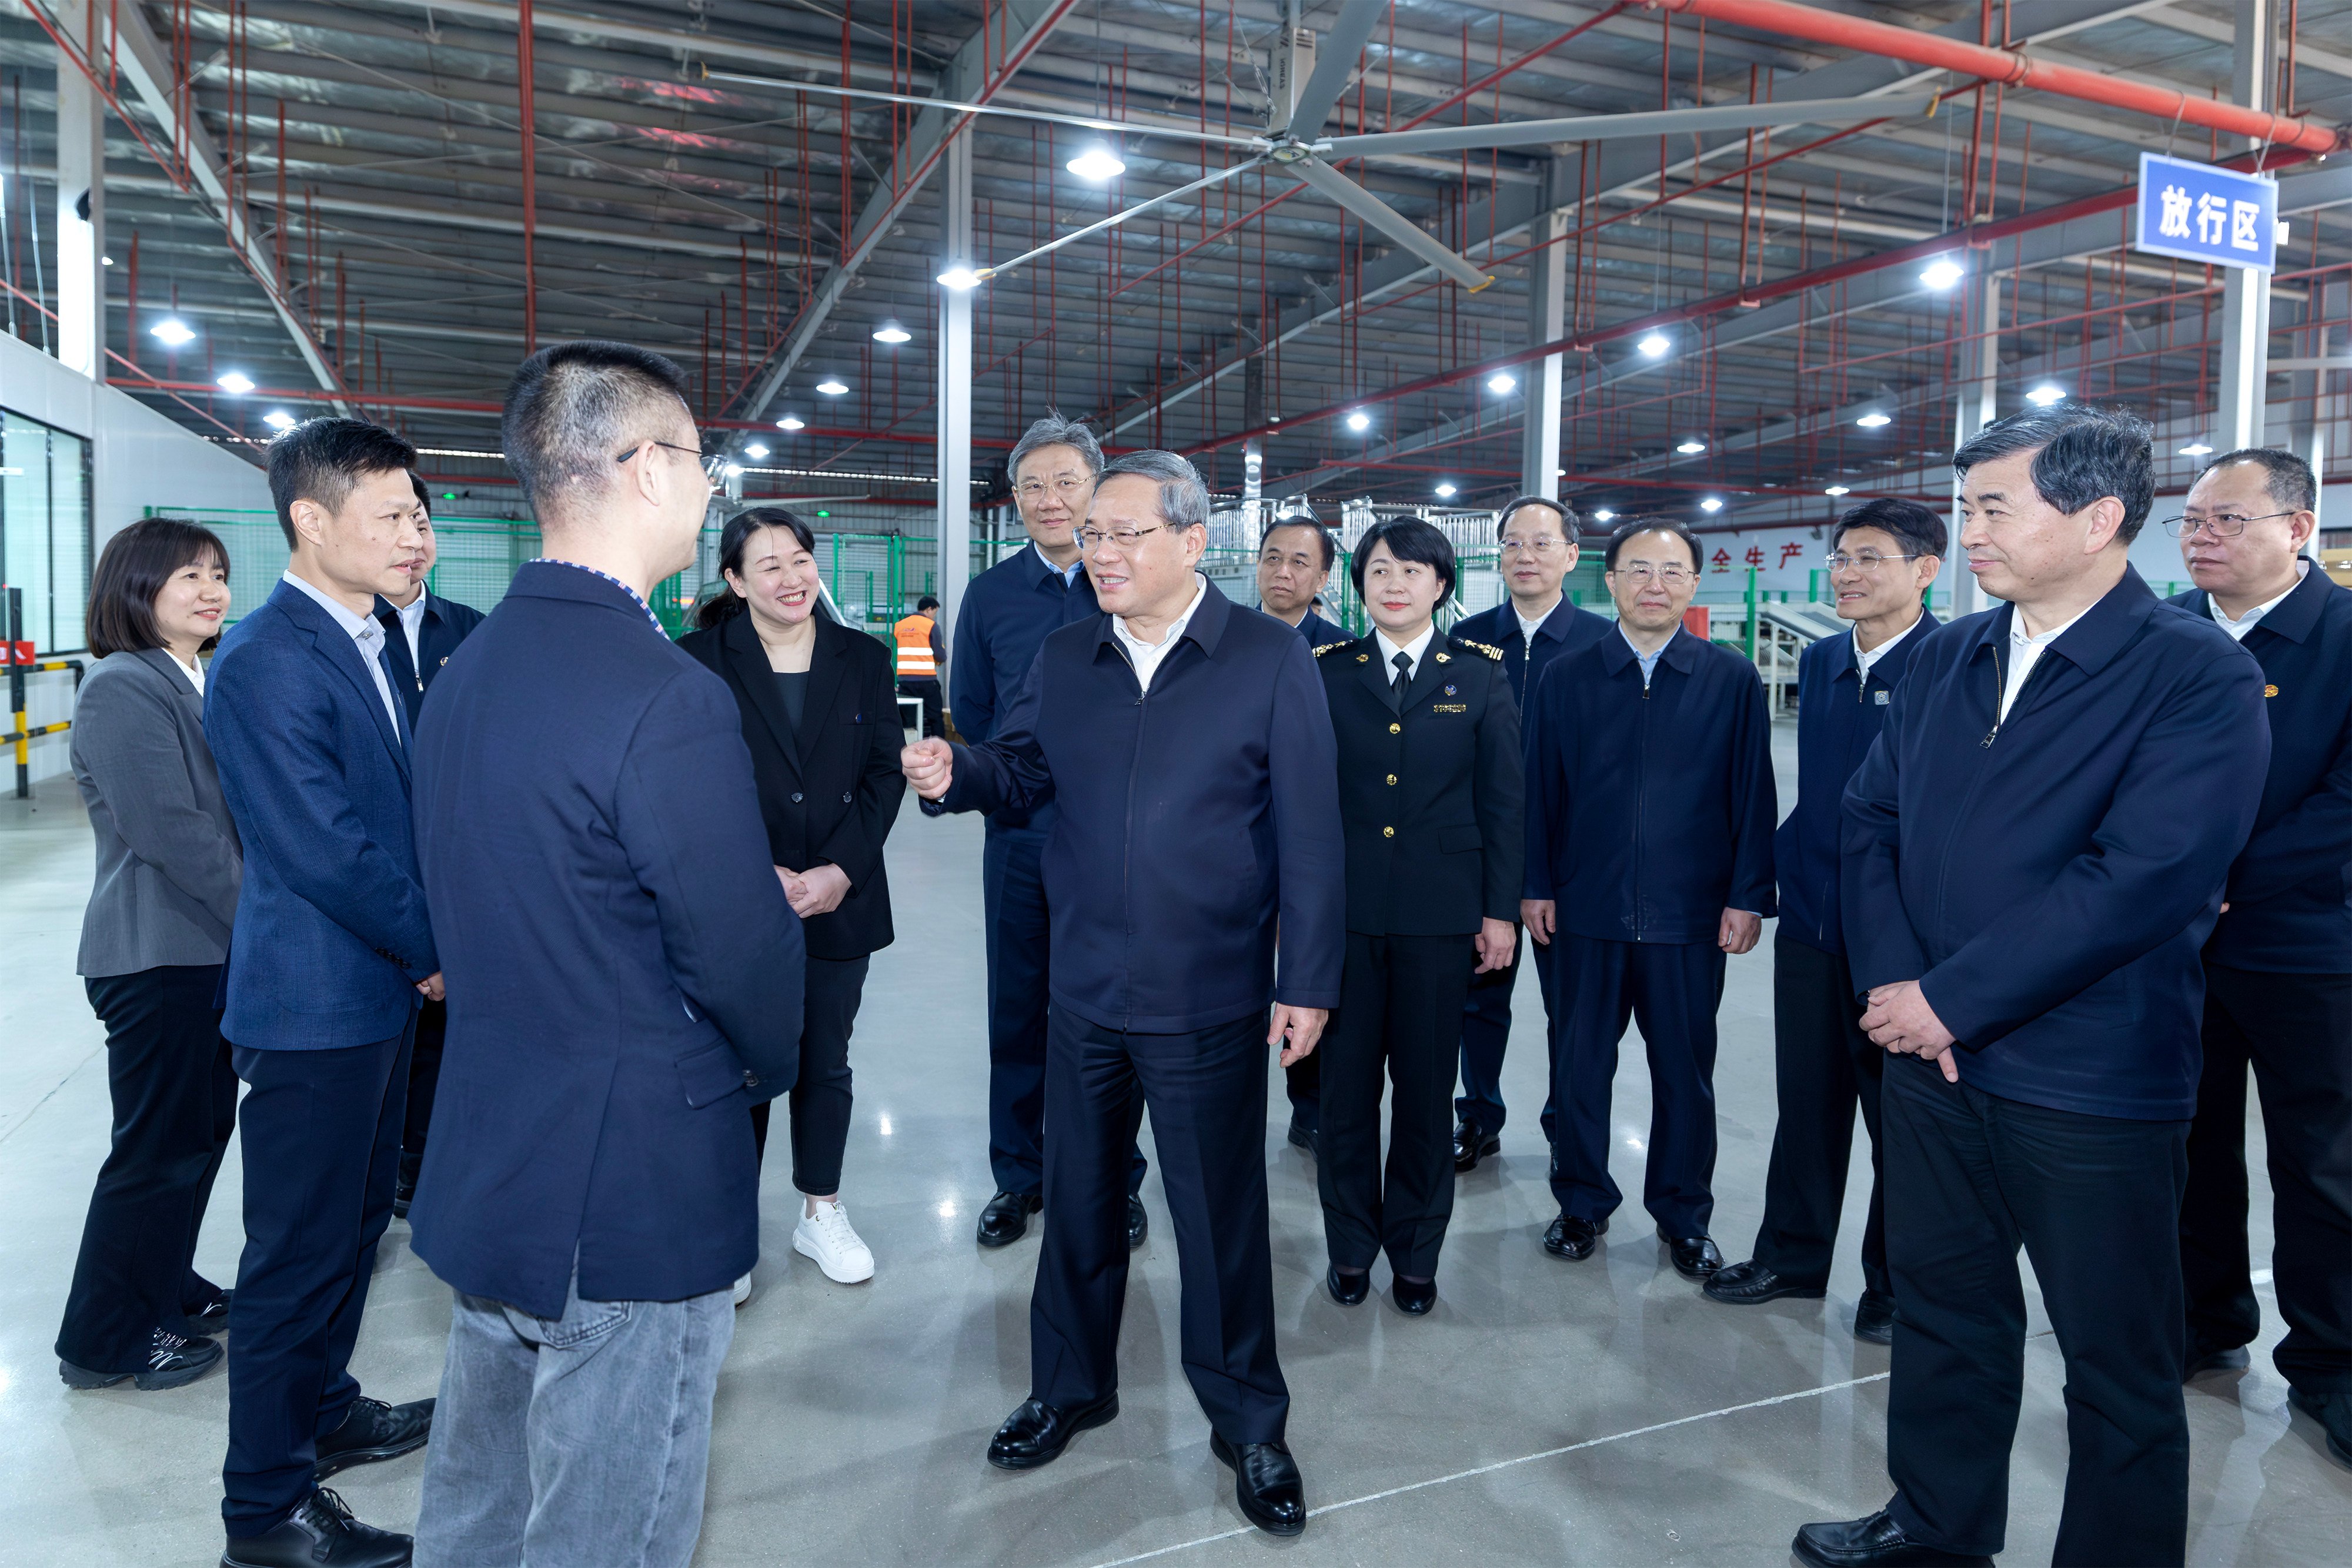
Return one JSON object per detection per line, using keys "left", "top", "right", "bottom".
{"left": 1382, "top": 826, "right": 1395, "bottom": 838}
{"left": 1388, "top": 722, "right": 1401, "bottom": 734}
{"left": 1385, "top": 773, "right": 1398, "bottom": 785}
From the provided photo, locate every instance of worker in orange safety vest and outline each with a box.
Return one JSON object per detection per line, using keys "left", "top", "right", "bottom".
{"left": 893, "top": 596, "right": 947, "bottom": 738}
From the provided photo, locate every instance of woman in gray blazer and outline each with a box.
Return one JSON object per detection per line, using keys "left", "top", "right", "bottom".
{"left": 55, "top": 517, "right": 243, "bottom": 1391}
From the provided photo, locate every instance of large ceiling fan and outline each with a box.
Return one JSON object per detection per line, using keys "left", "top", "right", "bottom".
{"left": 711, "top": 0, "right": 1935, "bottom": 293}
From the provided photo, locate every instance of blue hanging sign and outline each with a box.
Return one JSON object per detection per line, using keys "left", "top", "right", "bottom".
{"left": 2134, "top": 153, "right": 2277, "bottom": 272}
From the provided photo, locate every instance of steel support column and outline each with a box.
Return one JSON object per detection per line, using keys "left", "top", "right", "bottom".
{"left": 1519, "top": 177, "right": 1568, "bottom": 501}
{"left": 52, "top": 0, "right": 103, "bottom": 378}
{"left": 1945, "top": 271, "right": 2002, "bottom": 618}
{"left": 937, "top": 131, "right": 975, "bottom": 646}
{"left": 2216, "top": 0, "right": 2276, "bottom": 451}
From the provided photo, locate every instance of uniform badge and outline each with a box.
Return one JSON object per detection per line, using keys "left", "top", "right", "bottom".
{"left": 2265, "top": 683, "right": 2279, "bottom": 697}
{"left": 1434, "top": 650, "right": 1451, "bottom": 664}
{"left": 1444, "top": 684, "right": 1456, "bottom": 696}
{"left": 1873, "top": 689, "right": 1889, "bottom": 705}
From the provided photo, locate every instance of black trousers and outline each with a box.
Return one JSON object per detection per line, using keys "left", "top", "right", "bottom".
{"left": 1750, "top": 932, "right": 1890, "bottom": 1299}
{"left": 397, "top": 996, "right": 448, "bottom": 1185}
{"left": 1456, "top": 917, "right": 1561, "bottom": 1140}
{"left": 1031, "top": 1009, "right": 1287, "bottom": 1443}
{"left": 223, "top": 1021, "right": 412, "bottom": 1536}
{"left": 1882, "top": 1057, "right": 2189, "bottom": 1566}
{"left": 898, "top": 677, "right": 944, "bottom": 739}
{"left": 1549, "top": 936, "right": 1725, "bottom": 1236}
{"left": 982, "top": 823, "right": 1144, "bottom": 1199}
{"left": 2180, "top": 962, "right": 2352, "bottom": 1394}
{"left": 1319, "top": 933, "right": 1475, "bottom": 1276}
{"left": 749, "top": 954, "right": 870, "bottom": 1195}
{"left": 55, "top": 965, "right": 238, "bottom": 1370}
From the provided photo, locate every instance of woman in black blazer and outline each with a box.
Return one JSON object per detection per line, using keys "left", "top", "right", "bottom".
{"left": 679, "top": 507, "right": 906, "bottom": 1290}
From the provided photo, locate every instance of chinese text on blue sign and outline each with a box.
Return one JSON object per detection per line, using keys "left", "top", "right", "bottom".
{"left": 2135, "top": 152, "right": 2277, "bottom": 272}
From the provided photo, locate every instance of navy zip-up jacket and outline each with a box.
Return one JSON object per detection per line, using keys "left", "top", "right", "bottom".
{"left": 926, "top": 579, "right": 1346, "bottom": 1032}
{"left": 948, "top": 541, "right": 1097, "bottom": 831}
{"left": 1524, "top": 627, "right": 1778, "bottom": 943}
{"left": 1775, "top": 612, "right": 1937, "bottom": 954}
{"left": 1842, "top": 566, "right": 2269, "bottom": 1120}
{"left": 2169, "top": 566, "right": 2352, "bottom": 974}
{"left": 1452, "top": 594, "right": 1612, "bottom": 710}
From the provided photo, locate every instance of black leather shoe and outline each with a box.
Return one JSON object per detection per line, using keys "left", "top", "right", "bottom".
{"left": 61, "top": 1326, "right": 222, "bottom": 1391}
{"left": 976, "top": 1190, "right": 1041, "bottom": 1248}
{"left": 1128, "top": 1195, "right": 1148, "bottom": 1249}
{"left": 1392, "top": 1276, "right": 1436, "bottom": 1316}
{"left": 1658, "top": 1228, "right": 1723, "bottom": 1279}
{"left": 314, "top": 1396, "right": 433, "bottom": 1480}
{"left": 182, "top": 1286, "right": 233, "bottom": 1338}
{"left": 2288, "top": 1385, "right": 2352, "bottom": 1467}
{"left": 1544, "top": 1213, "right": 1606, "bottom": 1261}
{"left": 1452, "top": 1119, "right": 1499, "bottom": 1172}
{"left": 1325, "top": 1265, "right": 1369, "bottom": 1306}
{"left": 1210, "top": 1432, "right": 1306, "bottom": 1536}
{"left": 1793, "top": 1509, "right": 1993, "bottom": 1567}
{"left": 220, "top": 1487, "right": 412, "bottom": 1568}
{"left": 1853, "top": 1290, "right": 1897, "bottom": 1346}
{"left": 2184, "top": 1344, "right": 2251, "bottom": 1380}
{"left": 985, "top": 1393, "right": 1119, "bottom": 1470}
{"left": 1702, "top": 1259, "right": 1826, "bottom": 1306}
{"left": 1287, "top": 1116, "right": 1317, "bottom": 1155}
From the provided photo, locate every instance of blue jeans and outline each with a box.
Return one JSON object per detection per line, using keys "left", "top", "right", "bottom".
{"left": 413, "top": 1273, "right": 734, "bottom": 1568}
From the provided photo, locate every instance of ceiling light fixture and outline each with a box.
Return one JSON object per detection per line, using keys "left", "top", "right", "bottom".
{"left": 2026, "top": 383, "right": 2066, "bottom": 406}
{"left": 816, "top": 379, "right": 848, "bottom": 396}
{"left": 1486, "top": 373, "right": 1516, "bottom": 394}
{"left": 261, "top": 409, "right": 296, "bottom": 430}
{"left": 1824, "top": 484, "right": 1852, "bottom": 496}
{"left": 1593, "top": 508, "right": 1616, "bottom": 522}
{"left": 935, "top": 265, "right": 982, "bottom": 290}
{"left": 1676, "top": 439, "right": 1707, "bottom": 455}
{"left": 745, "top": 443, "right": 770, "bottom": 459}
{"left": 2178, "top": 442, "right": 2213, "bottom": 456}
{"left": 777, "top": 414, "right": 806, "bottom": 430}
{"left": 1637, "top": 333, "right": 1671, "bottom": 358}
{"left": 216, "top": 371, "right": 255, "bottom": 394}
{"left": 1699, "top": 497, "right": 1725, "bottom": 513}
{"left": 1065, "top": 144, "right": 1126, "bottom": 182}
{"left": 871, "top": 322, "right": 911, "bottom": 345}
{"left": 151, "top": 318, "right": 196, "bottom": 346}
{"left": 1919, "top": 256, "right": 1966, "bottom": 290}
{"left": 1345, "top": 410, "right": 1371, "bottom": 433}
{"left": 1435, "top": 483, "right": 1457, "bottom": 499}
{"left": 1855, "top": 412, "right": 1892, "bottom": 429}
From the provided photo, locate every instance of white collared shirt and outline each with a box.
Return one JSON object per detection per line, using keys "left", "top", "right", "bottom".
{"left": 280, "top": 570, "right": 405, "bottom": 735}
{"left": 175, "top": 651, "right": 206, "bottom": 697}
{"left": 390, "top": 589, "right": 429, "bottom": 668}
{"left": 1852, "top": 613, "right": 1923, "bottom": 684}
{"left": 2208, "top": 560, "right": 2308, "bottom": 641}
{"left": 2000, "top": 604, "right": 2091, "bottom": 721}
{"left": 1514, "top": 593, "right": 1563, "bottom": 649}
{"left": 1034, "top": 541, "right": 1084, "bottom": 588}
{"left": 1111, "top": 573, "right": 1208, "bottom": 693}
{"left": 1621, "top": 623, "right": 1677, "bottom": 689}
{"left": 1374, "top": 623, "right": 1437, "bottom": 687}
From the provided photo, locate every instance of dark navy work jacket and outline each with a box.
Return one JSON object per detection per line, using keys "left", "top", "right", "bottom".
{"left": 1842, "top": 567, "right": 2269, "bottom": 1121}
{"left": 1294, "top": 607, "right": 1352, "bottom": 650}
{"left": 408, "top": 563, "right": 805, "bottom": 1317}
{"left": 948, "top": 542, "right": 1097, "bottom": 831}
{"left": 1524, "top": 626, "right": 1778, "bottom": 943}
{"left": 1451, "top": 594, "right": 1612, "bottom": 710}
{"left": 1775, "top": 612, "right": 1937, "bottom": 954}
{"left": 374, "top": 589, "right": 485, "bottom": 733}
{"left": 928, "top": 579, "right": 1346, "bottom": 1032}
{"left": 2169, "top": 566, "right": 2352, "bottom": 974}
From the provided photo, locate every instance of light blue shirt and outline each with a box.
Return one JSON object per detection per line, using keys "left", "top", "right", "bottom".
{"left": 1034, "top": 541, "right": 1083, "bottom": 587}
{"left": 280, "top": 570, "right": 405, "bottom": 736}
{"left": 1621, "top": 623, "right": 1678, "bottom": 689}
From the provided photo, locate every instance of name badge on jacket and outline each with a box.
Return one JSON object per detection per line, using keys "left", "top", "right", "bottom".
{"left": 1874, "top": 689, "right": 1890, "bottom": 705}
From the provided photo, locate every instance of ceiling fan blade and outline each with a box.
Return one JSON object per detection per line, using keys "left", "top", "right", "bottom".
{"left": 1281, "top": 0, "right": 1389, "bottom": 138}
{"left": 1322, "top": 93, "right": 1935, "bottom": 160}
{"left": 703, "top": 66, "right": 1268, "bottom": 149}
{"left": 974, "top": 157, "right": 1267, "bottom": 283}
{"left": 1285, "top": 157, "right": 1492, "bottom": 293}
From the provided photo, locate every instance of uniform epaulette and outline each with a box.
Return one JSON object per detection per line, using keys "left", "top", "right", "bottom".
{"left": 1312, "top": 641, "right": 1352, "bottom": 657}
{"left": 1454, "top": 638, "right": 1505, "bottom": 661}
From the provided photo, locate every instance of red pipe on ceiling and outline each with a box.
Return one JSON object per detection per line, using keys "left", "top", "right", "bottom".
{"left": 1645, "top": 0, "right": 2346, "bottom": 154}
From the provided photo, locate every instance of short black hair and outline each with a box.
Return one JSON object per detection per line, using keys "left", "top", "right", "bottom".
{"left": 916, "top": 594, "right": 940, "bottom": 612}
{"left": 1830, "top": 497, "right": 1947, "bottom": 560}
{"left": 502, "top": 340, "right": 693, "bottom": 519}
{"left": 86, "top": 517, "right": 230, "bottom": 658}
{"left": 1349, "top": 516, "right": 1457, "bottom": 604}
{"left": 1495, "top": 494, "right": 1580, "bottom": 544}
{"left": 1603, "top": 519, "right": 1702, "bottom": 573}
{"left": 696, "top": 506, "right": 818, "bottom": 630}
{"left": 2195, "top": 447, "right": 2317, "bottom": 514}
{"left": 1259, "top": 517, "right": 1336, "bottom": 573}
{"left": 1952, "top": 400, "right": 2155, "bottom": 542}
{"left": 266, "top": 417, "right": 419, "bottom": 549}
{"left": 410, "top": 472, "right": 433, "bottom": 518}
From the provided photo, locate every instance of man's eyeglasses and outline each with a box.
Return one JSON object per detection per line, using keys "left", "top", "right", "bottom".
{"left": 1077, "top": 523, "right": 1180, "bottom": 551}
{"left": 1499, "top": 535, "right": 1570, "bottom": 556}
{"left": 2160, "top": 510, "right": 2296, "bottom": 539}
{"left": 615, "top": 439, "right": 720, "bottom": 483}
{"left": 1611, "top": 563, "right": 1695, "bottom": 586}
{"left": 1017, "top": 475, "right": 1091, "bottom": 502}
{"left": 1825, "top": 550, "right": 1919, "bottom": 573}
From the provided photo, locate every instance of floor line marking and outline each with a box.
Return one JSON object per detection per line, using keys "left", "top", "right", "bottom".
{"left": 1082, "top": 1372, "right": 1893, "bottom": 1568}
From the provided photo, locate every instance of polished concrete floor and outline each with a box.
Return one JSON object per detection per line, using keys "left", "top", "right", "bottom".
{"left": 2, "top": 729, "right": 2346, "bottom": 1567}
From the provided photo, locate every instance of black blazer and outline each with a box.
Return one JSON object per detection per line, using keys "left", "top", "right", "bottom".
{"left": 1317, "top": 631, "right": 1523, "bottom": 937}
{"left": 677, "top": 611, "right": 907, "bottom": 961}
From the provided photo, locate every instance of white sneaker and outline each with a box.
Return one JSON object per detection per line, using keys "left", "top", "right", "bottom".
{"left": 793, "top": 1200, "right": 875, "bottom": 1283}
{"left": 732, "top": 1272, "right": 754, "bottom": 1308}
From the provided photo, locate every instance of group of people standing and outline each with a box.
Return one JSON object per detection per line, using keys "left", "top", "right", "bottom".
{"left": 42, "top": 339, "right": 2347, "bottom": 1568}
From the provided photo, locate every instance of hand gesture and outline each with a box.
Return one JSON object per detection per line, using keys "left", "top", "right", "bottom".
{"left": 1268, "top": 1005, "right": 1327, "bottom": 1068}
{"left": 1473, "top": 917, "right": 1516, "bottom": 974}
{"left": 1860, "top": 980, "right": 1959, "bottom": 1082}
{"left": 1520, "top": 898, "right": 1556, "bottom": 945}
{"left": 903, "top": 738, "right": 954, "bottom": 801}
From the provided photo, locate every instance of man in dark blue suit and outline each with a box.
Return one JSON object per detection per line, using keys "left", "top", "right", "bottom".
{"left": 949, "top": 412, "right": 1146, "bottom": 1250}
{"left": 2165, "top": 448, "right": 2352, "bottom": 1467}
{"left": 205, "top": 419, "right": 445, "bottom": 1568}
{"left": 905, "top": 451, "right": 1342, "bottom": 1538}
{"left": 407, "top": 343, "right": 801, "bottom": 1568}
{"left": 1708, "top": 499, "right": 1942, "bottom": 1344}
{"left": 376, "top": 478, "right": 486, "bottom": 1219}
{"left": 1798, "top": 403, "right": 2269, "bottom": 1568}
{"left": 1447, "top": 494, "right": 1608, "bottom": 1170}
{"left": 1522, "top": 520, "right": 1776, "bottom": 1279}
